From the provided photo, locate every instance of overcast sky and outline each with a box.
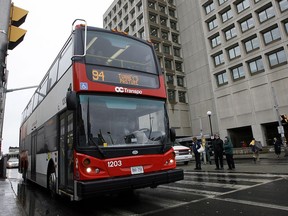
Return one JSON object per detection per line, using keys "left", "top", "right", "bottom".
{"left": 3, "top": 0, "right": 114, "bottom": 153}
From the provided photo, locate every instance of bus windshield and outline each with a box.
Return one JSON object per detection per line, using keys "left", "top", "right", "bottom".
{"left": 85, "top": 31, "right": 157, "bottom": 74}
{"left": 78, "top": 95, "right": 169, "bottom": 148}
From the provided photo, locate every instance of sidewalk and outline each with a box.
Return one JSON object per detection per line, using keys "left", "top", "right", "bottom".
{"left": 0, "top": 178, "right": 23, "bottom": 215}
{"left": 182, "top": 152, "right": 288, "bottom": 175}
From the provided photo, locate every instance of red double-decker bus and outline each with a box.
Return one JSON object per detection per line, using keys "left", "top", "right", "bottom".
{"left": 19, "top": 20, "right": 183, "bottom": 200}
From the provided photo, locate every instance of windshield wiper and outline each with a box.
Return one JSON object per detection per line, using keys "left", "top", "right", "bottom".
{"left": 89, "top": 135, "right": 105, "bottom": 158}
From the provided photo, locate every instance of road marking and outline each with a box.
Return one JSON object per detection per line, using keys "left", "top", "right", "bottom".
{"left": 213, "top": 197, "right": 288, "bottom": 211}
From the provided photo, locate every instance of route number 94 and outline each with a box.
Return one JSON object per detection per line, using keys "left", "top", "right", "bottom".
{"left": 107, "top": 160, "right": 122, "bottom": 168}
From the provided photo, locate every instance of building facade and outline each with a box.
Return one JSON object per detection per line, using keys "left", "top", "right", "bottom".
{"left": 177, "top": 0, "right": 288, "bottom": 146}
{"left": 103, "top": 0, "right": 192, "bottom": 138}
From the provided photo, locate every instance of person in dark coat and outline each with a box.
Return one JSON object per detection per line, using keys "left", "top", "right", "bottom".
{"left": 212, "top": 134, "right": 224, "bottom": 170}
{"left": 192, "top": 136, "right": 202, "bottom": 170}
{"left": 273, "top": 137, "right": 282, "bottom": 158}
{"left": 224, "top": 136, "right": 235, "bottom": 170}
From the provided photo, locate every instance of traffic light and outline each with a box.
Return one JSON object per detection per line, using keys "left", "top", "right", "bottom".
{"left": 280, "top": 114, "right": 288, "bottom": 124}
{"left": 8, "top": 4, "right": 28, "bottom": 50}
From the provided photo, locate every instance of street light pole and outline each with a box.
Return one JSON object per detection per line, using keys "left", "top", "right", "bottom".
{"left": 207, "top": 111, "right": 213, "bottom": 137}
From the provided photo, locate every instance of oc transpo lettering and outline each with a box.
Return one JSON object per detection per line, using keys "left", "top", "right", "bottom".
{"left": 115, "top": 86, "right": 142, "bottom": 95}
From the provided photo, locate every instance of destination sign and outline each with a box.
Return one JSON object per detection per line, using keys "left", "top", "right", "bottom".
{"left": 86, "top": 65, "right": 159, "bottom": 88}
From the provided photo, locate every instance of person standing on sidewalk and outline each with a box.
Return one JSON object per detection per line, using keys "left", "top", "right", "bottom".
{"left": 273, "top": 137, "right": 282, "bottom": 158}
{"left": 192, "top": 137, "right": 202, "bottom": 170}
{"left": 224, "top": 136, "right": 235, "bottom": 170}
{"left": 212, "top": 134, "right": 224, "bottom": 170}
{"left": 249, "top": 138, "right": 261, "bottom": 163}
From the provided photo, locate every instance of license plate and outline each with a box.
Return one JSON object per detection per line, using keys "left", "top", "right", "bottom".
{"left": 131, "top": 166, "right": 144, "bottom": 175}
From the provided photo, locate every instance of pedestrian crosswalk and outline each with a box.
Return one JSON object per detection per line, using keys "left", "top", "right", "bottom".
{"left": 159, "top": 170, "right": 284, "bottom": 197}
{"left": 108, "top": 171, "right": 287, "bottom": 216}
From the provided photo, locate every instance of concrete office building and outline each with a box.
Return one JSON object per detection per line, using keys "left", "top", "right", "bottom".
{"left": 103, "top": 0, "right": 192, "bottom": 138}
{"left": 177, "top": 0, "right": 288, "bottom": 146}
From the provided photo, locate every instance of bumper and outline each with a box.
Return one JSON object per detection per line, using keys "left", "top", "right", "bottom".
{"left": 76, "top": 169, "right": 183, "bottom": 199}
{"left": 176, "top": 155, "right": 192, "bottom": 163}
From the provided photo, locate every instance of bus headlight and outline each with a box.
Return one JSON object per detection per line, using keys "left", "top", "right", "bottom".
{"left": 83, "top": 158, "right": 91, "bottom": 167}
{"left": 86, "top": 167, "right": 92, "bottom": 173}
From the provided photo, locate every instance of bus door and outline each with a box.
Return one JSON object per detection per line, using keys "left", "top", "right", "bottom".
{"left": 31, "top": 131, "right": 37, "bottom": 180}
{"left": 59, "top": 111, "right": 74, "bottom": 191}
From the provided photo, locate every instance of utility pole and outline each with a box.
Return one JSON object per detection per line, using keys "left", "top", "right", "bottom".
{"left": 271, "top": 86, "right": 287, "bottom": 156}
{"left": 0, "top": 0, "right": 28, "bottom": 154}
{"left": 0, "top": 0, "right": 12, "bottom": 155}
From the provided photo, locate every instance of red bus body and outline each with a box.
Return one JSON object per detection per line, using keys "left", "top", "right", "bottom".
{"left": 19, "top": 23, "right": 183, "bottom": 200}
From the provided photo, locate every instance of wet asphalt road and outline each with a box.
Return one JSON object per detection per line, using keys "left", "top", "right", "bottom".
{"left": 5, "top": 156, "right": 288, "bottom": 216}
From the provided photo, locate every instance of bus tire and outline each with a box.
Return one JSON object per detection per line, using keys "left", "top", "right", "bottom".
{"left": 48, "top": 167, "right": 56, "bottom": 198}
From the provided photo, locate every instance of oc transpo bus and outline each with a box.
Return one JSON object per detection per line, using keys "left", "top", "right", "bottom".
{"left": 19, "top": 20, "right": 183, "bottom": 201}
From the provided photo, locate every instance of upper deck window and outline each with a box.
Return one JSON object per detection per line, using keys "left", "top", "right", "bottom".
{"left": 86, "top": 31, "right": 158, "bottom": 74}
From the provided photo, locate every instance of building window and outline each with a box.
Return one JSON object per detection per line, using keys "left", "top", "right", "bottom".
{"left": 149, "top": 13, "right": 157, "bottom": 23}
{"left": 219, "top": 0, "right": 228, "bottom": 5}
{"left": 168, "top": 89, "right": 176, "bottom": 102}
{"left": 165, "top": 59, "right": 173, "bottom": 69}
{"left": 166, "top": 74, "right": 174, "bottom": 85}
{"left": 130, "top": 9, "right": 135, "bottom": 19}
{"left": 258, "top": 5, "right": 275, "bottom": 23}
{"left": 174, "top": 47, "right": 181, "bottom": 57}
{"left": 169, "top": 9, "right": 176, "bottom": 17}
{"left": 247, "top": 57, "right": 264, "bottom": 74}
{"left": 262, "top": 26, "right": 281, "bottom": 45}
{"left": 213, "top": 52, "right": 224, "bottom": 66}
{"left": 124, "top": 3, "right": 128, "bottom": 13}
{"left": 236, "top": 0, "right": 250, "bottom": 13}
{"left": 267, "top": 49, "right": 287, "bottom": 67}
{"left": 224, "top": 25, "right": 237, "bottom": 41}
{"left": 208, "top": 17, "right": 218, "bottom": 31}
{"left": 131, "top": 22, "right": 136, "bottom": 31}
{"left": 243, "top": 36, "right": 259, "bottom": 53}
{"left": 279, "top": 0, "right": 288, "bottom": 12}
{"left": 205, "top": 1, "right": 215, "bottom": 15}
{"left": 162, "top": 31, "right": 169, "bottom": 40}
{"left": 138, "top": 15, "right": 143, "bottom": 25}
{"left": 124, "top": 15, "right": 129, "bottom": 25}
{"left": 228, "top": 45, "right": 241, "bottom": 60}
{"left": 148, "top": 1, "right": 155, "bottom": 9}
{"left": 240, "top": 16, "right": 254, "bottom": 32}
{"left": 210, "top": 34, "right": 221, "bottom": 48}
{"left": 163, "top": 44, "right": 170, "bottom": 54}
{"left": 139, "top": 29, "right": 145, "bottom": 39}
{"left": 221, "top": 8, "right": 233, "bottom": 23}
{"left": 177, "top": 76, "right": 184, "bottom": 87}
{"left": 231, "top": 64, "right": 245, "bottom": 80}
{"left": 150, "top": 27, "right": 158, "bottom": 37}
{"left": 153, "top": 42, "right": 160, "bottom": 52}
{"left": 172, "top": 34, "right": 179, "bottom": 43}
{"left": 178, "top": 91, "right": 186, "bottom": 103}
{"left": 137, "top": 2, "right": 143, "bottom": 12}
{"left": 160, "top": 17, "right": 167, "bottom": 26}
{"left": 216, "top": 71, "right": 228, "bottom": 86}
{"left": 159, "top": 4, "right": 166, "bottom": 14}
{"left": 170, "top": 21, "right": 177, "bottom": 31}
{"left": 175, "top": 61, "right": 183, "bottom": 72}
{"left": 284, "top": 21, "right": 288, "bottom": 34}
{"left": 168, "top": 0, "right": 175, "bottom": 5}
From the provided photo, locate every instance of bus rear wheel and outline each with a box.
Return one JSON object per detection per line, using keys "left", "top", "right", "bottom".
{"left": 48, "top": 171, "right": 56, "bottom": 198}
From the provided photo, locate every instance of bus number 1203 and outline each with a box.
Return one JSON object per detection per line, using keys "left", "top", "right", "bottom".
{"left": 107, "top": 160, "right": 122, "bottom": 168}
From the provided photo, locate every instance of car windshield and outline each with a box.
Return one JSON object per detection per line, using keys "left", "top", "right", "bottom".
{"left": 77, "top": 95, "right": 169, "bottom": 148}
{"left": 85, "top": 31, "right": 157, "bottom": 74}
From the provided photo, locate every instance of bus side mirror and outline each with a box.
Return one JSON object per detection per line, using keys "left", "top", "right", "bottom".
{"left": 170, "top": 128, "right": 176, "bottom": 142}
{"left": 66, "top": 91, "right": 77, "bottom": 110}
